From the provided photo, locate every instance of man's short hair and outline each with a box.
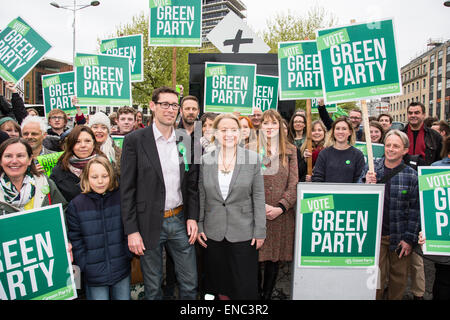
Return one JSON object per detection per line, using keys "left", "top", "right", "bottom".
{"left": 407, "top": 101, "right": 425, "bottom": 113}
{"left": 180, "top": 95, "right": 199, "bottom": 107}
{"left": 385, "top": 129, "right": 410, "bottom": 149}
{"left": 433, "top": 120, "right": 450, "bottom": 136}
{"left": 200, "top": 112, "right": 219, "bottom": 126}
{"left": 152, "top": 86, "right": 179, "bottom": 103}
{"left": 117, "top": 106, "right": 137, "bottom": 119}
{"left": 21, "top": 115, "right": 47, "bottom": 134}
{"left": 349, "top": 108, "right": 362, "bottom": 115}
{"left": 377, "top": 113, "right": 393, "bottom": 123}
{"left": 47, "top": 109, "right": 68, "bottom": 124}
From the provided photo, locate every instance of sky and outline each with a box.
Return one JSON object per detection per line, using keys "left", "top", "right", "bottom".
{"left": 1, "top": 0, "right": 449, "bottom": 67}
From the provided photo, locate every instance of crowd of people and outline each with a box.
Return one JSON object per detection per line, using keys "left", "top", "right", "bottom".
{"left": 0, "top": 83, "right": 449, "bottom": 301}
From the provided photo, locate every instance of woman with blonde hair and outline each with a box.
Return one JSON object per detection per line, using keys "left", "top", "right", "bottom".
{"left": 257, "top": 109, "right": 298, "bottom": 300}
{"left": 312, "top": 116, "right": 365, "bottom": 183}
{"left": 198, "top": 113, "right": 266, "bottom": 300}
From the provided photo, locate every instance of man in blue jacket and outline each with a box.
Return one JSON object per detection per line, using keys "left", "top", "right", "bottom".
{"left": 359, "top": 129, "right": 420, "bottom": 300}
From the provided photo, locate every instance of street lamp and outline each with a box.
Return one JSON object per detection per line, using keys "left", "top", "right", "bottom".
{"left": 50, "top": 1, "right": 100, "bottom": 64}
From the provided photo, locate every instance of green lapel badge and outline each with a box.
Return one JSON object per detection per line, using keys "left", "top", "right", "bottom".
{"left": 178, "top": 142, "right": 189, "bottom": 172}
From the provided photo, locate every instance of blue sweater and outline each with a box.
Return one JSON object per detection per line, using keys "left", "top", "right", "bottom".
{"left": 67, "top": 189, "right": 131, "bottom": 286}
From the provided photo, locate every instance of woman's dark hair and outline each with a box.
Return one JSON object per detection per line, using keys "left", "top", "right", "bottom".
{"left": 58, "top": 125, "right": 103, "bottom": 171}
{"left": 0, "top": 137, "right": 40, "bottom": 176}
{"left": 287, "top": 113, "right": 307, "bottom": 145}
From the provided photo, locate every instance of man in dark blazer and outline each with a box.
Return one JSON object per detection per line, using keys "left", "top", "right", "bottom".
{"left": 120, "top": 86, "right": 199, "bottom": 300}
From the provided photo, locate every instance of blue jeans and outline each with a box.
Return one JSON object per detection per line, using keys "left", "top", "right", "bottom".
{"left": 140, "top": 211, "right": 198, "bottom": 300}
{"left": 85, "top": 274, "right": 131, "bottom": 300}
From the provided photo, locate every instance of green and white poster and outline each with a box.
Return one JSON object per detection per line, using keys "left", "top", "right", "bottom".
{"left": 254, "top": 75, "right": 278, "bottom": 111}
{"left": 297, "top": 183, "right": 383, "bottom": 268}
{"left": 75, "top": 53, "right": 132, "bottom": 107}
{"left": 149, "top": 0, "right": 202, "bottom": 47}
{"left": 278, "top": 40, "right": 323, "bottom": 100}
{"left": 41, "top": 71, "right": 87, "bottom": 117}
{"left": 0, "top": 16, "right": 52, "bottom": 84}
{"left": 316, "top": 19, "right": 401, "bottom": 104}
{"left": 354, "top": 142, "right": 385, "bottom": 163}
{"left": 111, "top": 135, "right": 124, "bottom": 149}
{"left": 204, "top": 62, "right": 256, "bottom": 115}
{"left": 100, "top": 34, "right": 144, "bottom": 82}
{"left": 311, "top": 99, "right": 337, "bottom": 114}
{"left": 37, "top": 151, "right": 63, "bottom": 177}
{"left": 0, "top": 204, "right": 77, "bottom": 300}
{"left": 418, "top": 167, "right": 450, "bottom": 256}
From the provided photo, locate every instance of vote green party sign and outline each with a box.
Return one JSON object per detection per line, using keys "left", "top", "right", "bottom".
{"left": 75, "top": 53, "right": 132, "bottom": 107}
{"left": 0, "top": 16, "right": 52, "bottom": 84}
{"left": 149, "top": 0, "right": 202, "bottom": 47}
{"left": 316, "top": 19, "right": 401, "bottom": 104}
{"left": 204, "top": 62, "right": 256, "bottom": 115}
{"left": 296, "top": 183, "right": 383, "bottom": 268}
{"left": 41, "top": 71, "right": 87, "bottom": 117}
{"left": 278, "top": 40, "right": 323, "bottom": 100}
{"left": 254, "top": 75, "right": 279, "bottom": 111}
{"left": 100, "top": 34, "right": 144, "bottom": 82}
{"left": 0, "top": 204, "right": 77, "bottom": 300}
{"left": 418, "top": 167, "right": 450, "bottom": 256}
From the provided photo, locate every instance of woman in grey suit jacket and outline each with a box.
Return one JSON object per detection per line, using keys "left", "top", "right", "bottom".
{"left": 197, "top": 113, "right": 266, "bottom": 300}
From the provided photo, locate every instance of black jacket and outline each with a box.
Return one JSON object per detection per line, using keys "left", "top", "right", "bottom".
{"left": 50, "top": 163, "right": 81, "bottom": 202}
{"left": 402, "top": 124, "right": 442, "bottom": 165}
{"left": 120, "top": 124, "right": 199, "bottom": 250}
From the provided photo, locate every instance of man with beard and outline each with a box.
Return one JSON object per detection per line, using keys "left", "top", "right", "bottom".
{"left": 178, "top": 95, "right": 200, "bottom": 136}
{"left": 21, "top": 115, "right": 56, "bottom": 174}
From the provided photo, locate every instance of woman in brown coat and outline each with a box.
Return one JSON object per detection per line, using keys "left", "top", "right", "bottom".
{"left": 257, "top": 109, "right": 298, "bottom": 300}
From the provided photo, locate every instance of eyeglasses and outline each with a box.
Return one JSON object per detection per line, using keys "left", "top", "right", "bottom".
{"left": 49, "top": 116, "right": 65, "bottom": 120}
{"left": 156, "top": 102, "right": 180, "bottom": 110}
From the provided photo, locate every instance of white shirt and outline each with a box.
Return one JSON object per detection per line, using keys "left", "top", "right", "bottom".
{"left": 153, "top": 124, "right": 182, "bottom": 210}
{"left": 218, "top": 169, "right": 233, "bottom": 200}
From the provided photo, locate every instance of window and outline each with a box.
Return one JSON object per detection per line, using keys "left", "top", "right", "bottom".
{"left": 447, "top": 46, "right": 450, "bottom": 55}
{"left": 423, "top": 95, "right": 426, "bottom": 103}
{"left": 25, "top": 81, "right": 30, "bottom": 100}
{"left": 430, "top": 68, "right": 434, "bottom": 77}
{"left": 438, "top": 82, "right": 442, "bottom": 91}
{"left": 431, "top": 54, "right": 435, "bottom": 63}
{"left": 447, "top": 78, "right": 450, "bottom": 89}
{"left": 423, "top": 79, "right": 426, "bottom": 89}
{"left": 416, "top": 81, "right": 419, "bottom": 91}
{"left": 438, "top": 65, "right": 442, "bottom": 76}
{"left": 438, "top": 50, "right": 443, "bottom": 60}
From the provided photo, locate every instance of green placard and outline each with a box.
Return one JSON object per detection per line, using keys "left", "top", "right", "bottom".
{"left": 254, "top": 75, "right": 279, "bottom": 111}
{"left": 204, "top": 62, "right": 256, "bottom": 115}
{"left": 149, "top": 0, "right": 202, "bottom": 47}
{"left": 278, "top": 40, "right": 323, "bottom": 100}
{"left": 41, "top": 71, "right": 87, "bottom": 117}
{"left": 75, "top": 53, "right": 132, "bottom": 107}
{"left": 0, "top": 204, "right": 77, "bottom": 300}
{"left": 111, "top": 135, "right": 124, "bottom": 149}
{"left": 316, "top": 19, "right": 401, "bottom": 104}
{"left": 36, "top": 152, "right": 63, "bottom": 177}
{"left": 354, "top": 142, "right": 385, "bottom": 163}
{"left": 0, "top": 16, "right": 52, "bottom": 84}
{"left": 298, "top": 190, "right": 382, "bottom": 267}
{"left": 100, "top": 34, "right": 144, "bottom": 83}
{"left": 310, "top": 98, "right": 337, "bottom": 114}
{"left": 418, "top": 167, "right": 450, "bottom": 256}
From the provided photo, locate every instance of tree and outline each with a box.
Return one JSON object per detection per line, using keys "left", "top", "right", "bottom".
{"left": 262, "top": 6, "right": 338, "bottom": 53}
{"left": 262, "top": 6, "right": 338, "bottom": 112}
{"left": 100, "top": 12, "right": 196, "bottom": 107}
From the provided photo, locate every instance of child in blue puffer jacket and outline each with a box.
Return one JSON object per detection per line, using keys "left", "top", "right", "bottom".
{"left": 67, "top": 156, "right": 131, "bottom": 300}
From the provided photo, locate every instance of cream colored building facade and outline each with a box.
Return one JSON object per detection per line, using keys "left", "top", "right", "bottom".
{"left": 390, "top": 39, "right": 450, "bottom": 122}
